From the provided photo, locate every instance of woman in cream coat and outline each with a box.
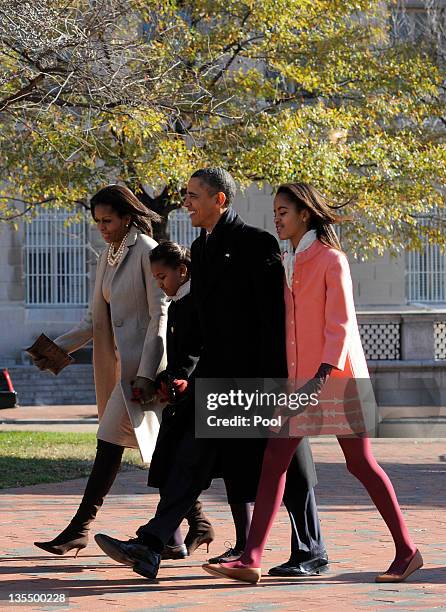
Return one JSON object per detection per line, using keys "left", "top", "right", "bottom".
{"left": 34, "top": 185, "right": 168, "bottom": 557}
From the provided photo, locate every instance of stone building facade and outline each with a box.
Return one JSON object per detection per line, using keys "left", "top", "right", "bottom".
{"left": 1, "top": 182, "right": 445, "bottom": 414}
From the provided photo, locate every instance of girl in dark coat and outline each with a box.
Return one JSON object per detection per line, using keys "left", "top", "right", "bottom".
{"left": 149, "top": 241, "right": 214, "bottom": 559}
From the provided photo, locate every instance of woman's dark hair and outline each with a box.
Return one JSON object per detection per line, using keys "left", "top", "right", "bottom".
{"left": 276, "top": 183, "right": 349, "bottom": 250}
{"left": 90, "top": 184, "right": 161, "bottom": 237}
{"left": 149, "top": 241, "right": 191, "bottom": 271}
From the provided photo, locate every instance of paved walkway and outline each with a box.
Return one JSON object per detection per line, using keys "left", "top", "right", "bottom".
{"left": 0, "top": 405, "right": 97, "bottom": 432}
{"left": 1, "top": 437, "right": 445, "bottom": 611}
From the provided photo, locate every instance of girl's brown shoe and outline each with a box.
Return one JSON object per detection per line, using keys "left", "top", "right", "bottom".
{"left": 375, "top": 550, "right": 423, "bottom": 583}
{"left": 202, "top": 562, "right": 261, "bottom": 584}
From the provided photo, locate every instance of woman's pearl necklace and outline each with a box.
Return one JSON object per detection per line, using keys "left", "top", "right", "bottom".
{"left": 107, "top": 232, "right": 129, "bottom": 266}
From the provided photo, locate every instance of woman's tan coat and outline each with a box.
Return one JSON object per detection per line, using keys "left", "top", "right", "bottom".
{"left": 54, "top": 226, "right": 168, "bottom": 461}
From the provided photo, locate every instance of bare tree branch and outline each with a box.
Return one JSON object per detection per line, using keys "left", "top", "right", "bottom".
{"left": 0, "top": 195, "right": 89, "bottom": 220}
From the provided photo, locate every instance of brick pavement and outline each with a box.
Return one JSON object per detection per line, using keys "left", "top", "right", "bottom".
{"left": 1, "top": 439, "right": 445, "bottom": 612}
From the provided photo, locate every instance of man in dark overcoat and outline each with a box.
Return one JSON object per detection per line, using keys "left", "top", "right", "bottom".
{"left": 95, "top": 168, "right": 328, "bottom": 580}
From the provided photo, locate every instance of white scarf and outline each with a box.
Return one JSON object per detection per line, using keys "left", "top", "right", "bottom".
{"left": 169, "top": 279, "right": 191, "bottom": 302}
{"left": 283, "top": 230, "right": 317, "bottom": 290}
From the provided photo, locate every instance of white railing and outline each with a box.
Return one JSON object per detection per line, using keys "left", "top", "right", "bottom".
{"left": 167, "top": 208, "right": 200, "bottom": 247}
{"left": 24, "top": 210, "right": 89, "bottom": 307}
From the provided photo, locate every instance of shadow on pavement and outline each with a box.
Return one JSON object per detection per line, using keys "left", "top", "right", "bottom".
{"left": 0, "top": 565, "right": 444, "bottom": 598}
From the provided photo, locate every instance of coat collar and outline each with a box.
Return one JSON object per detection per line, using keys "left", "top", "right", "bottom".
{"left": 283, "top": 230, "right": 317, "bottom": 289}
{"left": 195, "top": 208, "right": 244, "bottom": 301}
{"left": 294, "top": 239, "right": 327, "bottom": 264}
{"left": 168, "top": 279, "right": 191, "bottom": 302}
{"left": 211, "top": 206, "right": 239, "bottom": 230}
{"left": 113, "top": 225, "right": 139, "bottom": 275}
{"left": 199, "top": 208, "right": 244, "bottom": 248}
{"left": 96, "top": 225, "right": 140, "bottom": 286}
{"left": 126, "top": 224, "right": 139, "bottom": 247}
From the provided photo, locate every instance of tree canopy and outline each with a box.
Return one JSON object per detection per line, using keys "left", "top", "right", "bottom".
{"left": 0, "top": 0, "right": 445, "bottom": 255}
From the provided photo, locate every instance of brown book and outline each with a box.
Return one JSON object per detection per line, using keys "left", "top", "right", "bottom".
{"left": 26, "top": 333, "right": 74, "bottom": 375}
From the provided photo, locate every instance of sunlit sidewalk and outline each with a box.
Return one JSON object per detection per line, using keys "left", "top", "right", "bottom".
{"left": 1, "top": 439, "right": 445, "bottom": 611}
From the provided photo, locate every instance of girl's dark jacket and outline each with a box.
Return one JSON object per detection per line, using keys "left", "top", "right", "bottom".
{"left": 147, "top": 291, "right": 200, "bottom": 488}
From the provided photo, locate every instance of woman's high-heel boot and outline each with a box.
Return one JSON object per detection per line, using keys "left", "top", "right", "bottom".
{"left": 34, "top": 523, "right": 89, "bottom": 557}
{"left": 184, "top": 500, "right": 215, "bottom": 555}
{"left": 34, "top": 439, "right": 124, "bottom": 556}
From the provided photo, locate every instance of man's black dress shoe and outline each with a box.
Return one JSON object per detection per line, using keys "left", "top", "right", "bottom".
{"left": 268, "top": 554, "right": 329, "bottom": 577}
{"left": 95, "top": 533, "right": 161, "bottom": 579}
{"left": 208, "top": 547, "right": 244, "bottom": 563}
{"left": 161, "top": 543, "right": 188, "bottom": 560}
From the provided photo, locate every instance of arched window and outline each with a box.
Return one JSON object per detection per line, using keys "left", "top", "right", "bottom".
{"left": 24, "top": 210, "right": 89, "bottom": 307}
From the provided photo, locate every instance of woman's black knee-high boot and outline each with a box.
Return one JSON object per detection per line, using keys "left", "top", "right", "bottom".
{"left": 34, "top": 439, "right": 124, "bottom": 556}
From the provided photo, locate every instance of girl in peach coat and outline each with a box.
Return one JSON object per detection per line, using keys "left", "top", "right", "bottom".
{"left": 203, "top": 183, "right": 422, "bottom": 585}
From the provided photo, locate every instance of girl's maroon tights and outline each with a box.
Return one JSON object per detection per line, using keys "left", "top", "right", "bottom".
{"left": 225, "top": 436, "right": 416, "bottom": 574}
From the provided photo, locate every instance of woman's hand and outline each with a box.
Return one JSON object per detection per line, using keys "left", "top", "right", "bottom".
{"left": 278, "top": 364, "right": 334, "bottom": 419}
{"left": 31, "top": 356, "right": 51, "bottom": 371}
{"left": 157, "top": 381, "right": 170, "bottom": 403}
{"left": 131, "top": 376, "right": 157, "bottom": 407}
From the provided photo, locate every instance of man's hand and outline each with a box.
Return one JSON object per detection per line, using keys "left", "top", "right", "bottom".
{"left": 171, "top": 378, "right": 188, "bottom": 396}
{"left": 166, "top": 378, "right": 188, "bottom": 403}
{"left": 159, "top": 378, "right": 189, "bottom": 404}
{"left": 131, "top": 376, "right": 157, "bottom": 406}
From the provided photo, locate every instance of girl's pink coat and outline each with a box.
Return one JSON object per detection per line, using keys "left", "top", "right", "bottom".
{"left": 284, "top": 240, "right": 373, "bottom": 436}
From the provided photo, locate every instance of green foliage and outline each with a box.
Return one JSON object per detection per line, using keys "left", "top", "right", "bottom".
{"left": 1, "top": 0, "right": 445, "bottom": 255}
{"left": 0, "top": 431, "right": 141, "bottom": 488}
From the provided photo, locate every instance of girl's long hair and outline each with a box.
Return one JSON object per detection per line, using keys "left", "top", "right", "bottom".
{"left": 276, "top": 183, "right": 349, "bottom": 250}
{"left": 90, "top": 185, "right": 161, "bottom": 236}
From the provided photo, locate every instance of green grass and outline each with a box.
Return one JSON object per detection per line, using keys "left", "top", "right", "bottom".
{"left": 0, "top": 431, "right": 143, "bottom": 489}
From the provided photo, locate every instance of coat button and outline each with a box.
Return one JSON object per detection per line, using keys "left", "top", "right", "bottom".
{"left": 114, "top": 319, "right": 123, "bottom": 327}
